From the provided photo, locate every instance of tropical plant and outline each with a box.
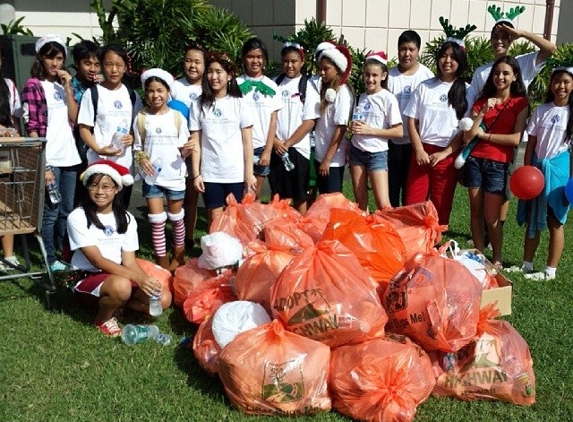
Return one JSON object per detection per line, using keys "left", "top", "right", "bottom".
{"left": 0, "top": 17, "right": 34, "bottom": 36}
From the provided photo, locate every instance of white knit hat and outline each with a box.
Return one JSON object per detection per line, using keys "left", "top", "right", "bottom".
{"left": 81, "top": 159, "right": 134, "bottom": 191}
{"left": 35, "top": 34, "right": 67, "bottom": 55}
{"left": 141, "top": 68, "right": 175, "bottom": 92}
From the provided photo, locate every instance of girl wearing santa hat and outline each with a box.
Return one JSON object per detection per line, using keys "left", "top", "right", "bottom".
{"left": 67, "top": 160, "right": 172, "bottom": 337}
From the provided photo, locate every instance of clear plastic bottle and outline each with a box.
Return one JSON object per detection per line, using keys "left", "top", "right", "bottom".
{"left": 144, "top": 157, "right": 163, "bottom": 186}
{"left": 110, "top": 119, "right": 129, "bottom": 153}
{"left": 155, "top": 333, "right": 172, "bottom": 346}
{"left": 47, "top": 182, "right": 62, "bottom": 204}
{"left": 281, "top": 153, "right": 295, "bottom": 171}
{"left": 121, "top": 324, "right": 159, "bottom": 345}
{"left": 352, "top": 108, "right": 364, "bottom": 122}
{"left": 149, "top": 292, "right": 163, "bottom": 316}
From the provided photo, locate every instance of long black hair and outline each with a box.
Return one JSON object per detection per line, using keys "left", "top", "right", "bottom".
{"left": 480, "top": 55, "right": 527, "bottom": 100}
{"left": 201, "top": 52, "right": 242, "bottom": 111}
{"left": 436, "top": 41, "right": 468, "bottom": 120}
{"left": 546, "top": 69, "right": 573, "bottom": 144}
{"left": 81, "top": 173, "right": 130, "bottom": 234}
{"left": 30, "top": 41, "right": 66, "bottom": 82}
{"left": 0, "top": 47, "right": 12, "bottom": 127}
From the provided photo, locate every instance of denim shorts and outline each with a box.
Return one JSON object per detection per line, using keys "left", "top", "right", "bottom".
{"left": 253, "top": 146, "right": 271, "bottom": 177}
{"left": 463, "top": 156, "right": 508, "bottom": 194}
{"left": 142, "top": 182, "right": 185, "bottom": 200}
{"left": 348, "top": 144, "right": 388, "bottom": 171}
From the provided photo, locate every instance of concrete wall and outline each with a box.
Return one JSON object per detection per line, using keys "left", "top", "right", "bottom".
{"left": 557, "top": 0, "right": 572, "bottom": 43}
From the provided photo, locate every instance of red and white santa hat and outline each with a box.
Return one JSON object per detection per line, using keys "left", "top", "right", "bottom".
{"left": 318, "top": 43, "right": 353, "bottom": 84}
{"left": 81, "top": 159, "right": 134, "bottom": 191}
{"left": 366, "top": 51, "right": 388, "bottom": 65}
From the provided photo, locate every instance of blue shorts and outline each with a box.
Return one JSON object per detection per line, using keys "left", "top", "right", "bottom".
{"left": 463, "top": 156, "right": 508, "bottom": 195}
{"left": 348, "top": 145, "right": 388, "bottom": 171}
{"left": 203, "top": 182, "right": 245, "bottom": 209}
{"left": 253, "top": 146, "right": 271, "bottom": 177}
{"left": 142, "top": 182, "right": 185, "bottom": 201}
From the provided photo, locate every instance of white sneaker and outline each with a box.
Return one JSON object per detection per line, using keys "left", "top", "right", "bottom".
{"left": 524, "top": 271, "right": 555, "bottom": 281}
{"left": 4, "top": 256, "right": 20, "bottom": 267}
{"left": 505, "top": 265, "right": 529, "bottom": 273}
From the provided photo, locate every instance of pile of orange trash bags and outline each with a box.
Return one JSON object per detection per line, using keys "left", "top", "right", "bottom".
{"left": 170, "top": 193, "right": 535, "bottom": 421}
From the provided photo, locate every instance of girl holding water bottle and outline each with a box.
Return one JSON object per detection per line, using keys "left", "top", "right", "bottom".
{"left": 68, "top": 160, "right": 171, "bottom": 337}
{"left": 133, "top": 68, "right": 191, "bottom": 271}
{"left": 349, "top": 51, "right": 403, "bottom": 211}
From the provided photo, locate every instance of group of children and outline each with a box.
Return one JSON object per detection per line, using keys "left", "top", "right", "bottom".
{"left": 0, "top": 4, "right": 571, "bottom": 336}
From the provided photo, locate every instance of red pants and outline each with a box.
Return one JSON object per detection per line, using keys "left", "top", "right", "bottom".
{"left": 405, "top": 143, "right": 458, "bottom": 226}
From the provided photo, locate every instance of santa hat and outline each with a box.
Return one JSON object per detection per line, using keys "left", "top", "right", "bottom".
{"left": 319, "top": 43, "right": 353, "bottom": 84}
{"left": 141, "top": 68, "right": 175, "bottom": 92}
{"left": 314, "top": 41, "right": 336, "bottom": 60}
{"left": 366, "top": 51, "right": 388, "bottom": 65}
{"left": 283, "top": 41, "right": 305, "bottom": 61}
{"left": 81, "top": 159, "right": 134, "bottom": 191}
{"left": 35, "top": 34, "right": 67, "bottom": 55}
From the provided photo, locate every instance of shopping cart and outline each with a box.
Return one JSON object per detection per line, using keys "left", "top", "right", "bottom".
{"left": 0, "top": 136, "right": 56, "bottom": 307}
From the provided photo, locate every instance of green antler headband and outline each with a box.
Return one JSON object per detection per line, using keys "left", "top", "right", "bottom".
{"left": 439, "top": 17, "right": 477, "bottom": 47}
{"left": 487, "top": 4, "right": 526, "bottom": 24}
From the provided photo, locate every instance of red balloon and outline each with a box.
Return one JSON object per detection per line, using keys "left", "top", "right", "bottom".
{"left": 510, "top": 165, "right": 545, "bottom": 200}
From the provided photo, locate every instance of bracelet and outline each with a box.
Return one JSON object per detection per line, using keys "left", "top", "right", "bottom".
{"left": 134, "top": 150, "right": 150, "bottom": 166}
{"left": 193, "top": 174, "right": 201, "bottom": 180}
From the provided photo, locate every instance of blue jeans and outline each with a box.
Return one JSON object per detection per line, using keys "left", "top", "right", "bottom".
{"left": 463, "top": 156, "right": 508, "bottom": 195}
{"left": 42, "top": 166, "right": 77, "bottom": 264}
{"left": 348, "top": 145, "right": 388, "bottom": 171}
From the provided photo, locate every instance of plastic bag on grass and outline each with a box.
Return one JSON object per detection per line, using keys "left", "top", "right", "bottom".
{"left": 262, "top": 218, "right": 315, "bottom": 250}
{"left": 321, "top": 209, "right": 407, "bottom": 287}
{"left": 383, "top": 250, "right": 483, "bottom": 352}
{"left": 135, "top": 258, "right": 172, "bottom": 291}
{"left": 218, "top": 319, "right": 331, "bottom": 416}
{"left": 172, "top": 258, "right": 216, "bottom": 308}
{"left": 375, "top": 201, "right": 447, "bottom": 260}
{"left": 270, "top": 240, "right": 387, "bottom": 348}
{"left": 429, "top": 304, "right": 536, "bottom": 405}
{"left": 297, "top": 193, "right": 362, "bottom": 242}
{"left": 182, "top": 269, "right": 237, "bottom": 324}
{"left": 192, "top": 316, "right": 221, "bottom": 376}
{"left": 330, "top": 334, "right": 435, "bottom": 422}
{"left": 197, "top": 232, "right": 243, "bottom": 270}
{"left": 211, "top": 300, "right": 272, "bottom": 348}
{"left": 268, "top": 194, "right": 303, "bottom": 223}
{"left": 235, "top": 240, "right": 300, "bottom": 314}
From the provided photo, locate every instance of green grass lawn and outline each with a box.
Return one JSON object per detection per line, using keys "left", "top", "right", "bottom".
{"left": 1, "top": 184, "right": 572, "bottom": 422}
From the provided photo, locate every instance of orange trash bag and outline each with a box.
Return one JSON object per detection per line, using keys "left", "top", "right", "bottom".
{"left": 235, "top": 240, "right": 300, "bottom": 314}
{"left": 182, "top": 269, "right": 237, "bottom": 324}
{"left": 218, "top": 319, "right": 331, "bottom": 416}
{"left": 268, "top": 194, "right": 303, "bottom": 223}
{"left": 263, "top": 218, "right": 315, "bottom": 250}
{"left": 375, "top": 201, "right": 447, "bottom": 260}
{"left": 135, "top": 258, "right": 173, "bottom": 292}
{"left": 172, "top": 258, "right": 216, "bottom": 308}
{"left": 270, "top": 240, "right": 387, "bottom": 348}
{"left": 383, "top": 250, "right": 483, "bottom": 352}
{"left": 192, "top": 316, "right": 221, "bottom": 377}
{"left": 297, "top": 193, "right": 362, "bottom": 242}
{"left": 322, "top": 209, "right": 407, "bottom": 288}
{"left": 429, "top": 304, "right": 536, "bottom": 405}
{"left": 330, "top": 334, "right": 436, "bottom": 422}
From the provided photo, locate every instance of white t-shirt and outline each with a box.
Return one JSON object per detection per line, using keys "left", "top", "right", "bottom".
{"left": 471, "top": 51, "right": 542, "bottom": 95}
{"left": 236, "top": 75, "right": 283, "bottom": 149}
{"left": 351, "top": 89, "right": 403, "bottom": 153}
{"left": 133, "top": 109, "right": 190, "bottom": 191}
{"left": 172, "top": 78, "right": 202, "bottom": 108}
{"left": 68, "top": 208, "right": 139, "bottom": 272}
{"left": 387, "top": 64, "right": 434, "bottom": 144}
{"left": 5, "top": 78, "right": 23, "bottom": 118}
{"left": 41, "top": 80, "right": 81, "bottom": 167}
{"left": 404, "top": 77, "right": 476, "bottom": 148}
{"left": 77, "top": 84, "right": 143, "bottom": 169}
{"left": 274, "top": 75, "right": 314, "bottom": 159}
{"left": 311, "top": 84, "right": 354, "bottom": 166}
{"left": 189, "top": 96, "right": 254, "bottom": 183}
{"left": 527, "top": 102, "right": 571, "bottom": 160}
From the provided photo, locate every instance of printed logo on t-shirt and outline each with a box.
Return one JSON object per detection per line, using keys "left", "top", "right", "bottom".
{"left": 213, "top": 108, "right": 222, "bottom": 117}
{"left": 104, "top": 225, "right": 115, "bottom": 236}
{"left": 551, "top": 114, "right": 560, "bottom": 124}
{"left": 404, "top": 86, "right": 412, "bottom": 94}
{"left": 155, "top": 127, "right": 162, "bottom": 134}
{"left": 253, "top": 92, "right": 260, "bottom": 102}
{"left": 54, "top": 90, "right": 63, "bottom": 101}
{"left": 440, "top": 94, "right": 447, "bottom": 102}
{"left": 364, "top": 102, "right": 372, "bottom": 111}
{"left": 114, "top": 100, "right": 123, "bottom": 109}
{"left": 189, "top": 92, "right": 198, "bottom": 100}
{"left": 281, "top": 89, "right": 289, "bottom": 98}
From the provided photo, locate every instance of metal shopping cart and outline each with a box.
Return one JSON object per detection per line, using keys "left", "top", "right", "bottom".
{"left": 0, "top": 136, "right": 56, "bottom": 307}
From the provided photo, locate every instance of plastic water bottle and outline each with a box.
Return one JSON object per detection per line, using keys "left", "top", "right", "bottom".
{"left": 110, "top": 119, "right": 129, "bottom": 153}
{"left": 144, "top": 157, "right": 163, "bottom": 186}
{"left": 149, "top": 292, "right": 163, "bottom": 316}
{"left": 155, "top": 333, "right": 172, "bottom": 346}
{"left": 121, "top": 324, "right": 159, "bottom": 345}
{"left": 352, "top": 108, "right": 364, "bottom": 122}
{"left": 47, "top": 182, "right": 62, "bottom": 204}
{"left": 281, "top": 153, "right": 295, "bottom": 171}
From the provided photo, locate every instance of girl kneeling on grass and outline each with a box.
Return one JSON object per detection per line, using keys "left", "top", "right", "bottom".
{"left": 512, "top": 64, "right": 573, "bottom": 281}
{"left": 67, "top": 160, "right": 172, "bottom": 337}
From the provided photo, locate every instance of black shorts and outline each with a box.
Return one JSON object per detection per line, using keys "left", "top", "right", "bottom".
{"left": 268, "top": 148, "right": 310, "bottom": 202}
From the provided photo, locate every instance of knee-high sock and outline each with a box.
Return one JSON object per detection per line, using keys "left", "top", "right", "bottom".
{"left": 149, "top": 212, "right": 167, "bottom": 256}
{"left": 168, "top": 210, "right": 185, "bottom": 247}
